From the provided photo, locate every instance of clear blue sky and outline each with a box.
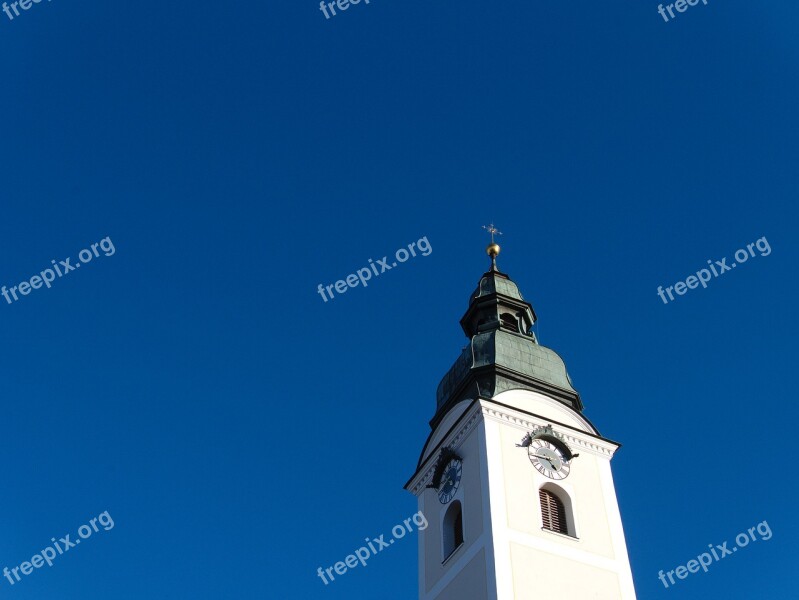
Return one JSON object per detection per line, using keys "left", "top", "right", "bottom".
{"left": 0, "top": 1, "right": 796, "bottom": 598}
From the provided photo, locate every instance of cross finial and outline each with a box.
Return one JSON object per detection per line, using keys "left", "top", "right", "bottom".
{"left": 482, "top": 223, "right": 502, "bottom": 243}
{"left": 482, "top": 223, "right": 502, "bottom": 270}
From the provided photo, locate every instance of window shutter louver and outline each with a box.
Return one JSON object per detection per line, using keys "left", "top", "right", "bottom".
{"left": 539, "top": 489, "right": 568, "bottom": 535}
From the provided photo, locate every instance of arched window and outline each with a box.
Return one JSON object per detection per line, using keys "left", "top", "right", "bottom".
{"left": 539, "top": 488, "right": 568, "bottom": 535}
{"left": 442, "top": 501, "right": 464, "bottom": 559}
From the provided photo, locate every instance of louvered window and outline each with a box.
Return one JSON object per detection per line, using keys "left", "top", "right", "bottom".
{"left": 500, "top": 313, "right": 519, "bottom": 332}
{"left": 539, "top": 489, "right": 568, "bottom": 535}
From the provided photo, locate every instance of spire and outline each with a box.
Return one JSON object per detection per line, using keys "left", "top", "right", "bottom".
{"left": 430, "top": 229, "right": 582, "bottom": 429}
{"left": 482, "top": 223, "right": 502, "bottom": 271}
{"left": 463, "top": 223, "right": 531, "bottom": 338}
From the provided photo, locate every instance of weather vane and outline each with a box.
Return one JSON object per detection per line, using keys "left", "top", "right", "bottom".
{"left": 482, "top": 223, "right": 502, "bottom": 243}
{"left": 482, "top": 223, "right": 502, "bottom": 269}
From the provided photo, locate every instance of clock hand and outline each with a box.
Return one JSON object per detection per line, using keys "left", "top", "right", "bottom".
{"left": 532, "top": 453, "right": 563, "bottom": 470}
{"left": 533, "top": 452, "right": 558, "bottom": 462}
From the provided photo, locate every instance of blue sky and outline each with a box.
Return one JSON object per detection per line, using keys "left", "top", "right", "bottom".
{"left": 0, "top": 0, "right": 797, "bottom": 598}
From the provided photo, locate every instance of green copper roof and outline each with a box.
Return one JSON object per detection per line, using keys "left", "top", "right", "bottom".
{"left": 432, "top": 266, "right": 582, "bottom": 428}
{"left": 435, "top": 330, "right": 579, "bottom": 408}
{"left": 472, "top": 273, "right": 525, "bottom": 302}
{"left": 491, "top": 330, "right": 576, "bottom": 392}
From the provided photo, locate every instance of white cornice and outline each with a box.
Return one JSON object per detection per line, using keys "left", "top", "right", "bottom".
{"left": 407, "top": 402, "right": 483, "bottom": 495}
{"left": 407, "top": 399, "right": 618, "bottom": 495}
{"left": 479, "top": 401, "right": 617, "bottom": 458}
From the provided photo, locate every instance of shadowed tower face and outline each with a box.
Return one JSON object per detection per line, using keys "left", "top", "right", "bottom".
{"left": 405, "top": 236, "right": 637, "bottom": 600}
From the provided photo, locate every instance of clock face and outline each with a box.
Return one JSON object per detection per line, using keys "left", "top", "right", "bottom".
{"left": 437, "top": 458, "right": 463, "bottom": 504}
{"left": 528, "top": 439, "right": 570, "bottom": 480}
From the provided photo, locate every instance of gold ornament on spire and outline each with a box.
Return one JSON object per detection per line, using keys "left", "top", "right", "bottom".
{"left": 482, "top": 223, "right": 502, "bottom": 260}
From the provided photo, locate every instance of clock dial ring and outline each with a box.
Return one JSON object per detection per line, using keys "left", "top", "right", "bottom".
{"left": 437, "top": 458, "right": 463, "bottom": 504}
{"left": 528, "top": 439, "right": 571, "bottom": 480}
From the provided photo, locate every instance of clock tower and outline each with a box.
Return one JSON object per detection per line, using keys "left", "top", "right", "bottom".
{"left": 404, "top": 239, "right": 637, "bottom": 600}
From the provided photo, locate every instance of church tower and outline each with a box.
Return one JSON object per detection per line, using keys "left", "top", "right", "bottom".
{"left": 404, "top": 234, "right": 637, "bottom": 600}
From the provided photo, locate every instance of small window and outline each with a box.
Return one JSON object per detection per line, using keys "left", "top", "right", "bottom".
{"left": 539, "top": 489, "right": 568, "bottom": 535}
{"left": 442, "top": 501, "right": 464, "bottom": 560}
{"left": 500, "top": 313, "right": 519, "bottom": 332}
